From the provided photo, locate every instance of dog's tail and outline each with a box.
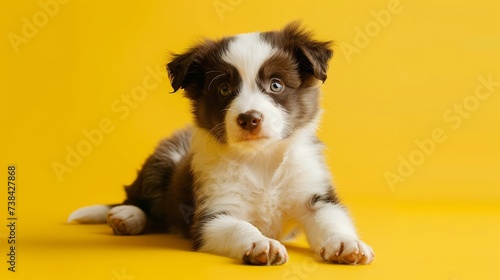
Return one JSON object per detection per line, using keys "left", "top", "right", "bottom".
{"left": 67, "top": 204, "right": 115, "bottom": 224}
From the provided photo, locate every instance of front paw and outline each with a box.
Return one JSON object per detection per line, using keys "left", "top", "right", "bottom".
{"left": 242, "top": 238, "right": 288, "bottom": 266}
{"left": 319, "top": 235, "right": 374, "bottom": 265}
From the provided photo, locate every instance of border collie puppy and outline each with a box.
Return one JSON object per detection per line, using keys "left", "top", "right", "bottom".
{"left": 68, "top": 22, "right": 374, "bottom": 266}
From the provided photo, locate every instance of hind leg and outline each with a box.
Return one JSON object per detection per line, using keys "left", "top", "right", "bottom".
{"left": 107, "top": 205, "right": 147, "bottom": 235}
{"left": 111, "top": 128, "right": 193, "bottom": 235}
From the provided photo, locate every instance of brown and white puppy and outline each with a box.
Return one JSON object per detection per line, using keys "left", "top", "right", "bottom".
{"left": 68, "top": 22, "right": 374, "bottom": 266}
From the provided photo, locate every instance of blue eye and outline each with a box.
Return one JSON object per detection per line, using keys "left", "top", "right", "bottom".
{"left": 219, "top": 84, "right": 232, "bottom": 96}
{"left": 269, "top": 79, "right": 284, "bottom": 93}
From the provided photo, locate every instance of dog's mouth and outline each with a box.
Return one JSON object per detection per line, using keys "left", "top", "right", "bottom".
{"left": 236, "top": 134, "right": 270, "bottom": 142}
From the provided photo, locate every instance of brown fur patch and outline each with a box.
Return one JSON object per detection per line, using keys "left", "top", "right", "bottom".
{"left": 261, "top": 21, "right": 333, "bottom": 83}
{"left": 167, "top": 37, "right": 242, "bottom": 143}
{"left": 257, "top": 51, "right": 322, "bottom": 138}
{"left": 191, "top": 210, "right": 230, "bottom": 250}
{"left": 122, "top": 127, "right": 193, "bottom": 232}
{"left": 310, "top": 188, "right": 340, "bottom": 207}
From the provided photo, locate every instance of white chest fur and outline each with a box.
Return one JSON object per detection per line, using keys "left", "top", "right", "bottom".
{"left": 190, "top": 126, "right": 331, "bottom": 240}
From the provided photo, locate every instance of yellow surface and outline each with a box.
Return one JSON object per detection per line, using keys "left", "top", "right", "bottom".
{"left": 1, "top": 0, "right": 499, "bottom": 279}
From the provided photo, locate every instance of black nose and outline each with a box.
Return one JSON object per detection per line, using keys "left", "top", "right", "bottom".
{"left": 237, "top": 110, "right": 263, "bottom": 131}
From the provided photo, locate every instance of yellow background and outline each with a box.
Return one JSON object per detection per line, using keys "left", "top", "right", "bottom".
{"left": 1, "top": 0, "right": 499, "bottom": 279}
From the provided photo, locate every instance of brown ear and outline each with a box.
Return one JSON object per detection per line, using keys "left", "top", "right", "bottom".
{"left": 166, "top": 46, "right": 203, "bottom": 93}
{"left": 282, "top": 22, "right": 333, "bottom": 82}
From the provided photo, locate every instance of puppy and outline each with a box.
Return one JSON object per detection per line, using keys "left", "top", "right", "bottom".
{"left": 68, "top": 22, "right": 374, "bottom": 266}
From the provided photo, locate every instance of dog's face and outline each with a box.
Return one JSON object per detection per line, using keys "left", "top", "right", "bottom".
{"left": 167, "top": 23, "right": 332, "bottom": 148}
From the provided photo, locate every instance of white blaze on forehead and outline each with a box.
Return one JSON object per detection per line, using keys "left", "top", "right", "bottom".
{"left": 222, "top": 32, "right": 275, "bottom": 89}
{"left": 222, "top": 32, "right": 286, "bottom": 145}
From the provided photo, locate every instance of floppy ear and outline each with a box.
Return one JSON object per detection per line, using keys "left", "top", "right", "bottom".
{"left": 282, "top": 22, "right": 333, "bottom": 82}
{"left": 166, "top": 46, "right": 203, "bottom": 93}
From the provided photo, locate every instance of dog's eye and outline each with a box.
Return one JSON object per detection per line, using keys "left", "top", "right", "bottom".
{"left": 269, "top": 79, "right": 284, "bottom": 93}
{"left": 219, "top": 84, "right": 232, "bottom": 96}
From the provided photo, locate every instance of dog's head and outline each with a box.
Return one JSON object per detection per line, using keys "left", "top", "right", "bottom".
{"left": 167, "top": 22, "right": 333, "bottom": 149}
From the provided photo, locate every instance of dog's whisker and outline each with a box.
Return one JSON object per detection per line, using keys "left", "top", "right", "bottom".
{"left": 207, "top": 73, "right": 228, "bottom": 91}
{"left": 222, "top": 108, "right": 236, "bottom": 114}
{"left": 205, "top": 70, "right": 225, "bottom": 75}
{"left": 203, "top": 123, "right": 226, "bottom": 152}
{"left": 302, "top": 126, "right": 317, "bottom": 138}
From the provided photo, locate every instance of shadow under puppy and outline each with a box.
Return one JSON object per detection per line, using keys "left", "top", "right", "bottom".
{"left": 68, "top": 22, "right": 375, "bottom": 266}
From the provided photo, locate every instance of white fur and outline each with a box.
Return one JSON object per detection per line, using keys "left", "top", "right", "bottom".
{"left": 68, "top": 204, "right": 147, "bottom": 236}
{"left": 223, "top": 32, "right": 275, "bottom": 88}
{"left": 192, "top": 123, "right": 374, "bottom": 263}
{"left": 225, "top": 90, "right": 287, "bottom": 146}
{"left": 168, "top": 150, "right": 183, "bottom": 164}
{"left": 67, "top": 204, "right": 110, "bottom": 224}
{"left": 107, "top": 205, "right": 146, "bottom": 235}
{"left": 223, "top": 33, "right": 286, "bottom": 147}
{"left": 201, "top": 215, "right": 288, "bottom": 265}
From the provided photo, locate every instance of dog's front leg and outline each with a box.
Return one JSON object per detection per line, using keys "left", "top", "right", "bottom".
{"left": 193, "top": 215, "right": 288, "bottom": 265}
{"left": 301, "top": 200, "right": 375, "bottom": 265}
